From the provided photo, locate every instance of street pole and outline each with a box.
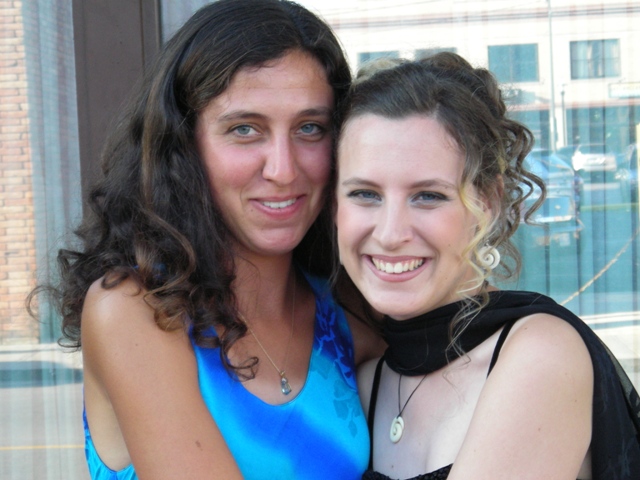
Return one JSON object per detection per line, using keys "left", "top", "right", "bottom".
{"left": 548, "top": 0, "right": 558, "bottom": 152}
{"left": 561, "top": 85, "right": 566, "bottom": 146}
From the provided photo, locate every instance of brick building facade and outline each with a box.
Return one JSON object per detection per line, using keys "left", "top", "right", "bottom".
{"left": 0, "top": 0, "right": 39, "bottom": 344}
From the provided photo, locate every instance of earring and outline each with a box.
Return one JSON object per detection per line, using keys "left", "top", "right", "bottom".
{"left": 478, "top": 244, "right": 500, "bottom": 270}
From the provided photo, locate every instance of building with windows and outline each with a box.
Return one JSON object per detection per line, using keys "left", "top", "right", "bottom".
{"left": 317, "top": 0, "right": 640, "bottom": 155}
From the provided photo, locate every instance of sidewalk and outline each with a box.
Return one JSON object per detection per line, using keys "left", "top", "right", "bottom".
{"left": 0, "top": 343, "right": 87, "bottom": 480}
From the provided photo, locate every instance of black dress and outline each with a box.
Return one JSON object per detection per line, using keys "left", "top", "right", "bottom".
{"left": 363, "top": 291, "right": 640, "bottom": 480}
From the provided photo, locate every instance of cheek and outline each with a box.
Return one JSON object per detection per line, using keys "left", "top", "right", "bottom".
{"left": 335, "top": 203, "right": 362, "bottom": 253}
{"left": 300, "top": 142, "right": 332, "bottom": 186}
{"left": 204, "top": 148, "right": 255, "bottom": 193}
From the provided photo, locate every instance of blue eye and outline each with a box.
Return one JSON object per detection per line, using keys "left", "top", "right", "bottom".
{"left": 299, "top": 123, "right": 325, "bottom": 136}
{"left": 347, "top": 190, "right": 381, "bottom": 202}
{"left": 233, "top": 125, "right": 255, "bottom": 136}
{"left": 414, "top": 191, "right": 446, "bottom": 203}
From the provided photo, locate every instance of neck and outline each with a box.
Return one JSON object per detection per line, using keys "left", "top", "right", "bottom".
{"left": 234, "top": 252, "right": 296, "bottom": 322}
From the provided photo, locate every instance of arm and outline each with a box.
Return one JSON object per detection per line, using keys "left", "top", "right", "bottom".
{"left": 82, "top": 278, "right": 243, "bottom": 480}
{"left": 450, "top": 314, "right": 593, "bottom": 480}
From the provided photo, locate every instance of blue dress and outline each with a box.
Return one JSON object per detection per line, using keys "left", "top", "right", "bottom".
{"left": 83, "top": 273, "right": 369, "bottom": 479}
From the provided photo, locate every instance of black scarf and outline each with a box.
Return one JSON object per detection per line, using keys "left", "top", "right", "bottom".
{"left": 382, "top": 290, "right": 640, "bottom": 480}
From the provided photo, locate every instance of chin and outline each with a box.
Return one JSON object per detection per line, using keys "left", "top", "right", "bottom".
{"left": 368, "top": 299, "right": 418, "bottom": 321}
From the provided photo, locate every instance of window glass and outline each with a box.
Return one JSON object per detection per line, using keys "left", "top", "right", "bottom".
{"left": 292, "top": 0, "right": 640, "bottom": 392}
{"left": 358, "top": 50, "right": 399, "bottom": 68}
{"left": 1, "top": 0, "right": 85, "bottom": 478}
{"left": 488, "top": 43, "right": 539, "bottom": 83}
{"left": 571, "top": 39, "right": 621, "bottom": 79}
{"left": 415, "top": 47, "right": 457, "bottom": 59}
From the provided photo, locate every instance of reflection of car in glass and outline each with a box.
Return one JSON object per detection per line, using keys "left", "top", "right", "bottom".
{"left": 615, "top": 143, "right": 638, "bottom": 203}
{"left": 523, "top": 150, "right": 583, "bottom": 246}
{"left": 557, "top": 143, "right": 617, "bottom": 180}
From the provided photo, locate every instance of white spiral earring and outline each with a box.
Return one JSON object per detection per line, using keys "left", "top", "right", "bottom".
{"left": 478, "top": 244, "right": 500, "bottom": 270}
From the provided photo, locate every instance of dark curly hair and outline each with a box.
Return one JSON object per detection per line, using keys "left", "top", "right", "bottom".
{"left": 336, "top": 52, "right": 546, "bottom": 348}
{"left": 29, "top": 0, "right": 351, "bottom": 374}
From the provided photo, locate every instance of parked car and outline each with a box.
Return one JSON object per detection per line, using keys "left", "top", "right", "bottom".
{"left": 557, "top": 143, "right": 617, "bottom": 180}
{"left": 522, "top": 151, "right": 583, "bottom": 246}
{"left": 615, "top": 143, "right": 638, "bottom": 203}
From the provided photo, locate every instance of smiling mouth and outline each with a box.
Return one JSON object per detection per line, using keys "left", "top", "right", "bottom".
{"left": 261, "top": 198, "right": 297, "bottom": 209}
{"left": 371, "top": 257, "right": 425, "bottom": 274}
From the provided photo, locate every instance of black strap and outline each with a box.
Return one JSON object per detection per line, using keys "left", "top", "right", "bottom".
{"left": 487, "top": 319, "right": 517, "bottom": 375}
{"left": 367, "top": 356, "right": 385, "bottom": 470}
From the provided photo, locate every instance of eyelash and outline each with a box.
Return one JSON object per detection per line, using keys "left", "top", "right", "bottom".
{"left": 347, "top": 190, "right": 381, "bottom": 202}
{"left": 299, "top": 123, "right": 325, "bottom": 135}
{"left": 230, "top": 124, "right": 258, "bottom": 137}
{"left": 228, "top": 123, "right": 327, "bottom": 139}
{"left": 413, "top": 191, "right": 447, "bottom": 203}
{"left": 346, "top": 190, "right": 448, "bottom": 205}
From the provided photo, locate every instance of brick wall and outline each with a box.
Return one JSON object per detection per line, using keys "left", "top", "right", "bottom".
{"left": 0, "top": 0, "right": 39, "bottom": 344}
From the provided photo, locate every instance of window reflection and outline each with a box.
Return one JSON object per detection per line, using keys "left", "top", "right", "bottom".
{"left": 1, "top": 0, "right": 85, "bottom": 478}
{"left": 570, "top": 39, "right": 621, "bottom": 79}
{"left": 358, "top": 50, "right": 399, "bottom": 67}
{"left": 295, "top": 0, "right": 640, "bottom": 391}
{"left": 489, "top": 43, "right": 539, "bottom": 83}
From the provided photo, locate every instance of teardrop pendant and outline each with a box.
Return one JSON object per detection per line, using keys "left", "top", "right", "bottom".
{"left": 280, "top": 374, "right": 292, "bottom": 395}
{"left": 390, "top": 415, "right": 404, "bottom": 443}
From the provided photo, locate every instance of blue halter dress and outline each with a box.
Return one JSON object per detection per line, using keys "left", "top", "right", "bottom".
{"left": 83, "top": 272, "right": 369, "bottom": 479}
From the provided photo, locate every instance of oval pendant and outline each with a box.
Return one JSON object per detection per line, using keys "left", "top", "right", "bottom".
{"left": 389, "top": 416, "right": 404, "bottom": 443}
{"left": 280, "top": 375, "right": 292, "bottom": 395}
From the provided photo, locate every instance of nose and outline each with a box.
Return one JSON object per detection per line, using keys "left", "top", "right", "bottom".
{"left": 372, "top": 200, "right": 414, "bottom": 249}
{"left": 262, "top": 135, "right": 298, "bottom": 185}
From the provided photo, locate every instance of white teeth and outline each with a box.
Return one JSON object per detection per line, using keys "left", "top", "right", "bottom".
{"left": 262, "top": 198, "right": 296, "bottom": 209}
{"left": 371, "top": 258, "right": 424, "bottom": 274}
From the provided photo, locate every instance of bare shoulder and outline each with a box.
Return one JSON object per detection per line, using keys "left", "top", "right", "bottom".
{"left": 83, "top": 276, "right": 157, "bottom": 333}
{"left": 450, "top": 313, "right": 594, "bottom": 479}
{"left": 81, "top": 277, "right": 242, "bottom": 478}
{"left": 485, "top": 312, "right": 594, "bottom": 416}
{"left": 499, "top": 313, "right": 593, "bottom": 378}
{"left": 81, "top": 276, "right": 191, "bottom": 377}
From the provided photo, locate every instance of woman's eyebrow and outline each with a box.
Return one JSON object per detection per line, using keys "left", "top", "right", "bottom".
{"left": 217, "top": 107, "right": 332, "bottom": 124}
{"left": 340, "top": 177, "right": 456, "bottom": 190}
{"left": 216, "top": 110, "right": 267, "bottom": 123}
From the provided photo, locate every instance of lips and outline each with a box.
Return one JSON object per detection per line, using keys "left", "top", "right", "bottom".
{"left": 371, "top": 257, "right": 425, "bottom": 274}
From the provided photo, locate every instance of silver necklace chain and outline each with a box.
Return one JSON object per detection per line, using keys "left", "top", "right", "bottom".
{"left": 239, "top": 274, "right": 296, "bottom": 395}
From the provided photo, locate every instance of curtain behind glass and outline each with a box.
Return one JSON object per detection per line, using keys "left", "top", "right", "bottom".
{"left": 23, "top": 0, "right": 82, "bottom": 341}
{"left": 0, "top": 1, "right": 85, "bottom": 478}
